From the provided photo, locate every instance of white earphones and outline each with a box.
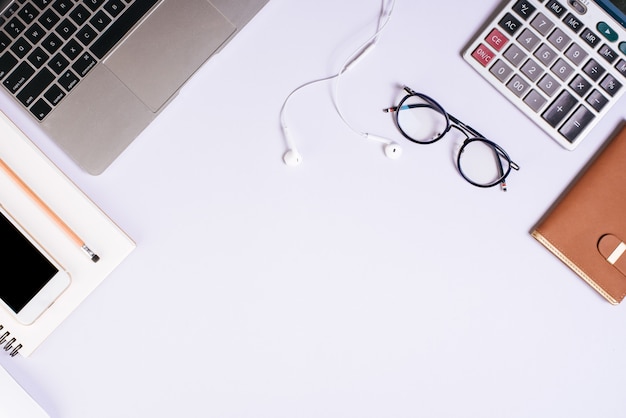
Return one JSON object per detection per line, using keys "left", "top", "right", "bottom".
{"left": 366, "top": 134, "right": 403, "bottom": 159}
{"left": 280, "top": 0, "right": 399, "bottom": 166}
{"left": 281, "top": 127, "right": 303, "bottom": 166}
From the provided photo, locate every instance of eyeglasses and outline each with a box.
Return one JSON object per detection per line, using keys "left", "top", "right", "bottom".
{"left": 383, "top": 86, "right": 519, "bottom": 191}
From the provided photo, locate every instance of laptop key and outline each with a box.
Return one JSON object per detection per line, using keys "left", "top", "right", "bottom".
{"left": 104, "top": 0, "right": 125, "bottom": 18}
{"left": 72, "top": 52, "right": 96, "bottom": 77}
{"left": 27, "top": 46, "right": 49, "bottom": 68}
{"left": 0, "top": 32, "right": 11, "bottom": 51}
{"left": 90, "top": 0, "right": 158, "bottom": 59}
{"left": 0, "top": 52, "right": 18, "bottom": 78}
{"left": 38, "top": 9, "right": 59, "bottom": 30}
{"left": 61, "top": 38, "right": 82, "bottom": 60}
{"left": 30, "top": 98, "right": 51, "bottom": 120}
{"left": 16, "top": 67, "right": 54, "bottom": 106}
{"left": 44, "top": 84, "right": 64, "bottom": 105}
{"left": 32, "top": 0, "right": 52, "bottom": 10}
{"left": 76, "top": 24, "right": 97, "bottom": 46}
{"left": 58, "top": 69, "right": 78, "bottom": 91}
{"left": 90, "top": 10, "right": 111, "bottom": 32}
{"left": 4, "top": 61, "right": 35, "bottom": 93}
{"left": 52, "top": 0, "right": 74, "bottom": 17}
{"left": 69, "top": 4, "right": 91, "bottom": 26}
{"left": 85, "top": 0, "right": 106, "bottom": 12}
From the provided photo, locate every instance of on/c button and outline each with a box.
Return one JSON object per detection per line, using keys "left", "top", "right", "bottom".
{"left": 471, "top": 43, "right": 495, "bottom": 67}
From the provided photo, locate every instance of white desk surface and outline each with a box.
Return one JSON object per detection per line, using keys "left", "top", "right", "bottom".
{"left": 1, "top": 1, "right": 626, "bottom": 417}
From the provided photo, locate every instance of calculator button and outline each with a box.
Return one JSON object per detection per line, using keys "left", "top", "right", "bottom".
{"left": 563, "top": 13, "right": 583, "bottom": 33}
{"left": 583, "top": 59, "right": 605, "bottom": 81}
{"left": 547, "top": 28, "right": 571, "bottom": 51}
{"left": 551, "top": 58, "right": 574, "bottom": 81}
{"left": 559, "top": 105, "right": 594, "bottom": 142}
{"left": 499, "top": 12, "right": 523, "bottom": 36}
{"left": 586, "top": 89, "right": 608, "bottom": 111}
{"left": 521, "top": 58, "right": 544, "bottom": 81}
{"left": 471, "top": 43, "right": 495, "bottom": 67}
{"left": 564, "top": 42, "right": 587, "bottom": 66}
{"left": 518, "top": 28, "right": 541, "bottom": 51}
{"left": 486, "top": 28, "right": 509, "bottom": 51}
{"left": 569, "top": 74, "right": 591, "bottom": 97}
{"left": 538, "top": 73, "right": 560, "bottom": 96}
{"left": 490, "top": 59, "right": 513, "bottom": 82}
{"left": 502, "top": 44, "right": 526, "bottom": 69}
{"left": 512, "top": 0, "right": 536, "bottom": 20}
{"left": 531, "top": 12, "right": 555, "bottom": 36}
{"left": 597, "top": 22, "right": 619, "bottom": 42}
{"left": 620, "top": 43, "right": 626, "bottom": 55}
{"left": 542, "top": 90, "right": 577, "bottom": 127}
{"left": 600, "top": 74, "right": 622, "bottom": 96}
{"left": 546, "top": 0, "right": 566, "bottom": 18}
{"left": 616, "top": 59, "right": 626, "bottom": 77}
{"left": 569, "top": 0, "right": 586, "bottom": 14}
{"left": 524, "top": 89, "right": 547, "bottom": 112}
{"left": 580, "top": 28, "right": 600, "bottom": 48}
{"left": 535, "top": 43, "right": 557, "bottom": 66}
{"left": 598, "top": 44, "right": 617, "bottom": 64}
{"left": 507, "top": 74, "right": 531, "bottom": 97}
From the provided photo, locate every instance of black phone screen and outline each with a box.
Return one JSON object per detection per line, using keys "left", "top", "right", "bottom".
{"left": 0, "top": 211, "right": 58, "bottom": 313}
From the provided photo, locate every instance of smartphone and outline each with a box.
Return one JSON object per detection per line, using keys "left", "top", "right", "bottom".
{"left": 0, "top": 205, "right": 71, "bottom": 325}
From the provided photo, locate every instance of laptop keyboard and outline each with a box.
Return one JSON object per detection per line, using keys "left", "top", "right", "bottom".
{"left": 0, "top": 0, "right": 158, "bottom": 121}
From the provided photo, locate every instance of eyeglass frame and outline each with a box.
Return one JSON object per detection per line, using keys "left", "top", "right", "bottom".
{"left": 383, "top": 86, "right": 520, "bottom": 190}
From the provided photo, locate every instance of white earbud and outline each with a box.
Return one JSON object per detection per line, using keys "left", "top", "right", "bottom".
{"left": 283, "top": 148, "right": 302, "bottom": 166}
{"left": 384, "top": 142, "right": 402, "bottom": 159}
{"left": 365, "top": 133, "right": 403, "bottom": 159}
{"left": 281, "top": 126, "right": 302, "bottom": 166}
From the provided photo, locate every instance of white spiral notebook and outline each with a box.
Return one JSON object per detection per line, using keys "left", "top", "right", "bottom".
{"left": 0, "top": 111, "right": 135, "bottom": 357}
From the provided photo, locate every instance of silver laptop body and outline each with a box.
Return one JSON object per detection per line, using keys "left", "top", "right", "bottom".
{"left": 0, "top": 0, "right": 268, "bottom": 174}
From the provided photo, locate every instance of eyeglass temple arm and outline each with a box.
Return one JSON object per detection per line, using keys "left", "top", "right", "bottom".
{"left": 382, "top": 103, "right": 432, "bottom": 112}
{"left": 490, "top": 142, "right": 521, "bottom": 192}
{"left": 382, "top": 86, "right": 439, "bottom": 113}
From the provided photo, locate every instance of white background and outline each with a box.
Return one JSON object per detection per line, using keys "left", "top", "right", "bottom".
{"left": 2, "top": 0, "right": 626, "bottom": 417}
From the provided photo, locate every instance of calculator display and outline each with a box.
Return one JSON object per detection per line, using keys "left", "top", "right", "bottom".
{"left": 595, "top": 0, "right": 626, "bottom": 27}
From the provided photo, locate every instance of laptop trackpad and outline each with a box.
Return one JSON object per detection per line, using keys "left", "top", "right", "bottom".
{"left": 103, "top": 0, "right": 236, "bottom": 112}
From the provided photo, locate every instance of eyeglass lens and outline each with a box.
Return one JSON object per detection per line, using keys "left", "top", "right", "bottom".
{"left": 396, "top": 95, "right": 448, "bottom": 144}
{"left": 457, "top": 140, "right": 511, "bottom": 187}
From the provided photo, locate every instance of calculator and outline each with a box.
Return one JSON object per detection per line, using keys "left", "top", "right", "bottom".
{"left": 463, "top": 0, "right": 626, "bottom": 150}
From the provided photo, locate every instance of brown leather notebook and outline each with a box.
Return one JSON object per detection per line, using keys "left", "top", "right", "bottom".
{"left": 531, "top": 122, "right": 626, "bottom": 304}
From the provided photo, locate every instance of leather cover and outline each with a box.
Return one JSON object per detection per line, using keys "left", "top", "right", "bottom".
{"left": 531, "top": 122, "right": 626, "bottom": 304}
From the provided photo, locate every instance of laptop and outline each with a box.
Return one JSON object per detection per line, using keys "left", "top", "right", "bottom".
{"left": 0, "top": 0, "right": 269, "bottom": 174}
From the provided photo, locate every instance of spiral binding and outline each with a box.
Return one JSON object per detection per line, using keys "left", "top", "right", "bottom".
{"left": 0, "top": 325, "right": 22, "bottom": 357}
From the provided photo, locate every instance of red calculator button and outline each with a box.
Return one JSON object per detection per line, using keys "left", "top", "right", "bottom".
{"left": 471, "top": 43, "right": 495, "bottom": 67}
{"left": 486, "top": 28, "right": 509, "bottom": 51}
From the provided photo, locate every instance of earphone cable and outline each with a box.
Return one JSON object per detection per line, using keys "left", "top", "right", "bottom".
{"left": 332, "top": 0, "right": 396, "bottom": 140}
{"left": 279, "top": 0, "right": 397, "bottom": 163}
